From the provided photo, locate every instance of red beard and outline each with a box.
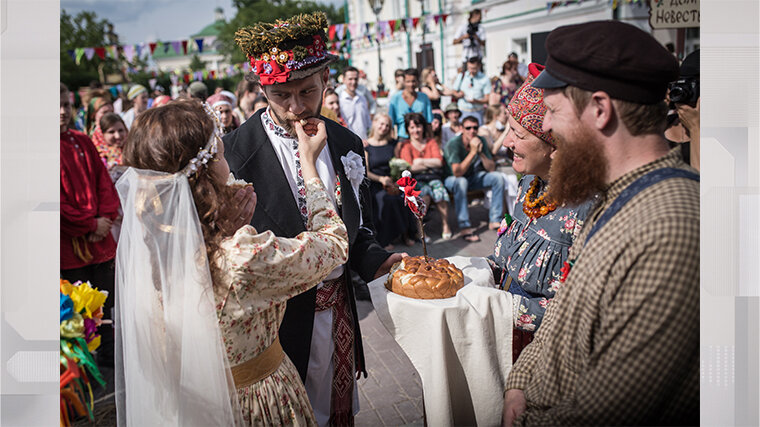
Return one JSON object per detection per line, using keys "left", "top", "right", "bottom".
{"left": 548, "top": 123, "right": 608, "bottom": 206}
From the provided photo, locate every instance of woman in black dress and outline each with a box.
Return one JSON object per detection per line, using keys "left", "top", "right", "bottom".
{"left": 364, "top": 113, "right": 416, "bottom": 249}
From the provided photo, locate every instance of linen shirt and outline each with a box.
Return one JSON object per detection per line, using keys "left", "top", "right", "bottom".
{"left": 387, "top": 91, "right": 433, "bottom": 140}
{"left": 260, "top": 109, "right": 360, "bottom": 426}
{"left": 338, "top": 90, "right": 372, "bottom": 140}
{"left": 505, "top": 149, "right": 699, "bottom": 425}
{"left": 453, "top": 71, "right": 491, "bottom": 113}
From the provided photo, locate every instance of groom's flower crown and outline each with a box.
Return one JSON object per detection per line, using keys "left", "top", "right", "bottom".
{"left": 235, "top": 12, "right": 337, "bottom": 86}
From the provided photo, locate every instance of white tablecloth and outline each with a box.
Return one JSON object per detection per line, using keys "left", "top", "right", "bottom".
{"left": 368, "top": 256, "right": 513, "bottom": 427}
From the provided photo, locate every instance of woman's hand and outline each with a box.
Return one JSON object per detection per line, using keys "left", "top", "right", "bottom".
{"left": 379, "top": 176, "right": 394, "bottom": 187}
{"left": 219, "top": 186, "right": 257, "bottom": 234}
{"left": 502, "top": 389, "right": 527, "bottom": 426}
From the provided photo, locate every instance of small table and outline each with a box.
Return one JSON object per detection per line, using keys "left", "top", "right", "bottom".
{"left": 368, "top": 256, "right": 514, "bottom": 427}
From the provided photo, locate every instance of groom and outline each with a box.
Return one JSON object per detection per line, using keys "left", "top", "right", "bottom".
{"left": 223, "top": 12, "right": 403, "bottom": 426}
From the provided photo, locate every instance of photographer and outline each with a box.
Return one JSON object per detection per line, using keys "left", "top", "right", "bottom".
{"left": 665, "top": 49, "right": 700, "bottom": 170}
{"left": 454, "top": 9, "right": 486, "bottom": 63}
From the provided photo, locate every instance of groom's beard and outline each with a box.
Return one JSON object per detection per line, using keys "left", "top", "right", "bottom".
{"left": 269, "top": 96, "right": 323, "bottom": 136}
{"left": 548, "top": 123, "right": 608, "bottom": 206}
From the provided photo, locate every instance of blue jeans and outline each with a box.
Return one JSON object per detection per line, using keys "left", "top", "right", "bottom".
{"left": 444, "top": 171, "right": 505, "bottom": 228}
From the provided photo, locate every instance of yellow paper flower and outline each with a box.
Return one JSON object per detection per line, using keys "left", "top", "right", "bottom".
{"left": 277, "top": 52, "right": 289, "bottom": 64}
{"left": 87, "top": 335, "right": 101, "bottom": 353}
{"left": 261, "top": 53, "right": 270, "bottom": 62}
{"left": 69, "top": 282, "right": 107, "bottom": 318}
{"left": 61, "top": 313, "right": 85, "bottom": 338}
{"left": 60, "top": 279, "right": 75, "bottom": 296}
{"left": 270, "top": 46, "right": 279, "bottom": 55}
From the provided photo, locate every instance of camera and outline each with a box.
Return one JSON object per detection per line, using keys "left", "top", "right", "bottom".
{"left": 668, "top": 78, "right": 699, "bottom": 105}
{"left": 467, "top": 22, "right": 479, "bottom": 38}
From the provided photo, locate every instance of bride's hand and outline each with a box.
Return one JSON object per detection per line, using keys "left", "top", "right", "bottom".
{"left": 294, "top": 118, "right": 327, "bottom": 166}
{"left": 220, "top": 185, "right": 257, "bottom": 234}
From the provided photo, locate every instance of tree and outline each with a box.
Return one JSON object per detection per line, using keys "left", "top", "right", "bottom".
{"left": 217, "top": 0, "right": 345, "bottom": 65}
{"left": 60, "top": 10, "right": 124, "bottom": 90}
{"left": 188, "top": 54, "right": 207, "bottom": 72}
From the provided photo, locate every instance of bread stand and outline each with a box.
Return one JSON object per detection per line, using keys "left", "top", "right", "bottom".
{"left": 367, "top": 256, "right": 514, "bottom": 426}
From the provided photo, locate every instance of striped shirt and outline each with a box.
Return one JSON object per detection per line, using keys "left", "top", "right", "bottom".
{"left": 505, "top": 148, "right": 700, "bottom": 425}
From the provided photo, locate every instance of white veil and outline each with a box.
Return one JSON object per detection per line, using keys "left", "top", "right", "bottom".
{"left": 113, "top": 167, "right": 242, "bottom": 426}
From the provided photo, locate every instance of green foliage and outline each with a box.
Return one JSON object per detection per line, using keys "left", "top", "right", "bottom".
{"left": 60, "top": 9, "right": 123, "bottom": 90}
{"left": 218, "top": 0, "right": 345, "bottom": 64}
{"left": 188, "top": 54, "right": 207, "bottom": 72}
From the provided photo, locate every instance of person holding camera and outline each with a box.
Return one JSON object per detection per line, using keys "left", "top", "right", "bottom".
{"left": 666, "top": 50, "right": 700, "bottom": 170}
{"left": 454, "top": 9, "right": 486, "bottom": 63}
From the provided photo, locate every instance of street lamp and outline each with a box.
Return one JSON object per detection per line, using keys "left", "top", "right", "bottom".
{"left": 369, "top": 0, "right": 385, "bottom": 93}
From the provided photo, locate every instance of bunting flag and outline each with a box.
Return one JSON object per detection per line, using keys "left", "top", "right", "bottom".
{"left": 195, "top": 38, "right": 204, "bottom": 53}
{"left": 328, "top": 25, "right": 337, "bottom": 40}
{"left": 412, "top": 17, "right": 420, "bottom": 29}
{"left": 109, "top": 45, "right": 119, "bottom": 59}
{"left": 123, "top": 45, "right": 135, "bottom": 62}
{"left": 336, "top": 24, "right": 345, "bottom": 40}
{"left": 163, "top": 42, "right": 171, "bottom": 54}
{"left": 388, "top": 20, "right": 397, "bottom": 34}
{"left": 171, "top": 41, "right": 181, "bottom": 55}
{"left": 149, "top": 42, "right": 157, "bottom": 55}
{"left": 84, "top": 48, "right": 95, "bottom": 60}
{"left": 67, "top": 50, "right": 76, "bottom": 62}
{"left": 148, "top": 78, "right": 157, "bottom": 90}
{"left": 210, "top": 70, "right": 216, "bottom": 79}
{"left": 94, "top": 47, "right": 106, "bottom": 60}
{"left": 183, "top": 73, "right": 190, "bottom": 84}
{"left": 169, "top": 74, "right": 179, "bottom": 86}
{"left": 136, "top": 43, "right": 144, "bottom": 59}
{"left": 181, "top": 40, "right": 188, "bottom": 55}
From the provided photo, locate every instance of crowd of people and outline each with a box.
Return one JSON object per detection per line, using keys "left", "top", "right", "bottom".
{"left": 61, "top": 10, "right": 700, "bottom": 427}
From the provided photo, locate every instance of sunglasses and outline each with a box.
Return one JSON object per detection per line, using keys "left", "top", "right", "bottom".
{"left": 464, "top": 125, "right": 478, "bottom": 131}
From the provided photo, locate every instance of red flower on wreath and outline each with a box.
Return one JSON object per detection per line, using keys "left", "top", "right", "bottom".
{"left": 560, "top": 260, "right": 573, "bottom": 283}
{"left": 397, "top": 176, "right": 417, "bottom": 190}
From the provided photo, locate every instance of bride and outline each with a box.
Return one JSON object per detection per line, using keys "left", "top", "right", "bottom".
{"left": 114, "top": 100, "right": 347, "bottom": 426}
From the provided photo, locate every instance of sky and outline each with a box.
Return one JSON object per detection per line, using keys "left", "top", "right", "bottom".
{"left": 60, "top": 0, "right": 342, "bottom": 46}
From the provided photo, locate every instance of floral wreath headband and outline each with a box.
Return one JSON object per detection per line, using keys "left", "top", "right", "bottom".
{"left": 181, "top": 102, "right": 224, "bottom": 177}
{"left": 235, "top": 12, "right": 332, "bottom": 85}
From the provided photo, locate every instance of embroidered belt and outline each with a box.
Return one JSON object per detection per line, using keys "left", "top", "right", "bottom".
{"left": 315, "top": 274, "right": 346, "bottom": 311}
{"left": 230, "top": 336, "right": 285, "bottom": 389}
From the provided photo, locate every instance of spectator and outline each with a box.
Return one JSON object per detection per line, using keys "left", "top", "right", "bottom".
{"left": 453, "top": 9, "right": 486, "bottom": 63}
{"left": 152, "top": 95, "right": 171, "bottom": 108}
{"left": 399, "top": 113, "right": 452, "bottom": 240}
{"left": 431, "top": 113, "right": 443, "bottom": 145}
{"left": 60, "top": 83, "right": 120, "bottom": 368}
{"left": 490, "top": 60, "right": 524, "bottom": 106}
{"left": 508, "top": 52, "right": 529, "bottom": 79}
{"left": 188, "top": 81, "right": 208, "bottom": 102}
{"left": 452, "top": 57, "right": 491, "bottom": 125}
{"left": 85, "top": 91, "right": 113, "bottom": 137}
{"left": 336, "top": 69, "right": 377, "bottom": 116}
{"left": 95, "top": 112, "right": 128, "bottom": 174}
{"left": 388, "top": 68, "right": 406, "bottom": 98}
{"left": 479, "top": 104, "right": 510, "bottom": 156}
{"left": 388, "top": 68, "right": 433, "bottom": 140}
{"left": 321, "top": 87, "right": 346, "bottom": 126}
{"left": 420, "top": 67, "right": 450, "bottom": 111}
{"left": 120, "top": 84, "right": 148, "bottom": 130}
{"left": 234, "top": 79, "right": 260, "bottom": 123}
{"left": 207, "top": 93, "right": 239, "bottom": 135}
{"left": 443, "top": 115, "right": 504, "bottom": 242}
{"left": 671, "top": 49, "right": 700, "bottom": 170}
{"left": 365, "top": 113, "right": 417, "bottom": 248}
{"left": 252, "top": 94, "right": 268, "bottom": 115}
{"left": 338, "top": 66, "right": 372, "bottom": 140}
{"left": 441, "top": 102, "right": 463, "bottom": 148}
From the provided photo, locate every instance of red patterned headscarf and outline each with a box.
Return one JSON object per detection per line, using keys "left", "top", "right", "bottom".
{"left": 507, "top": 63, "right": 555, "bottom": 146}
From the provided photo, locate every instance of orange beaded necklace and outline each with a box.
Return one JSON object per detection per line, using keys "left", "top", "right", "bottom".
{"left": 522, "top": 176, "right": 558, "bottom": 220}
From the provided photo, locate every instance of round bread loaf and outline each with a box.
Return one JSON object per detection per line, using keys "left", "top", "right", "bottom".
{"left": 385, "top": 256, "right": 464, "bottom": 299}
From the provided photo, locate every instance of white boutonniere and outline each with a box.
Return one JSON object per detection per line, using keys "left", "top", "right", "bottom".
{"left": 340, "top": 151, "right": 366, "bottom": 225}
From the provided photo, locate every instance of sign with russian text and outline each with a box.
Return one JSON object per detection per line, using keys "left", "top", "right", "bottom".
{"left": 649, "top": 0, "right": 700, "bottom": 29}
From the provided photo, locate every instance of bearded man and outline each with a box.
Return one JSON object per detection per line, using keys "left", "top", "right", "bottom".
{"left": 223, "top": 13, "right": 403, "bottom": 426}
{"left": 501, "top": 21, "right": 699, "bottom": 426}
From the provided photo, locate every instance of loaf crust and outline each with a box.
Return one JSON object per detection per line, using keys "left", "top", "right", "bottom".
{"left": 385, "top": 256, "right": 464, "bottom": 299}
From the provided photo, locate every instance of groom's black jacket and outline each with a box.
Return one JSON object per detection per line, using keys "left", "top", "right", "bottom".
{"left": 222, "top": 109, "right": 390, "bottom": 381}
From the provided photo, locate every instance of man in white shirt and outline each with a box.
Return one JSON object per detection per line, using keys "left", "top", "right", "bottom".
{"left": 223, "top": 12, "right": 404, "bottom": 426}
{"left": 452, "top": 56, "right": 491, "bottom": 126}
{"left": 338, "top": 66, "right": 372, "bottom": 140}
{"left": 453, "top": 9, "right": 486, "bottom": 64}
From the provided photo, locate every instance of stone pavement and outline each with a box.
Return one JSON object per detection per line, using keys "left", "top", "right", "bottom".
{"left": 74, "top": 201, "right": 501, "bottom": 427}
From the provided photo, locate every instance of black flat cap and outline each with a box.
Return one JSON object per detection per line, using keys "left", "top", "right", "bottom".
{"left": 533, "top": 20, "right": 679, "bottom": 104}
{"left": 679, "top": 49, "right": 699, "bottom": 78}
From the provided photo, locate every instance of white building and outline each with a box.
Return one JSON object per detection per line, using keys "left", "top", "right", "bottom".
{"left": 346, "top": 0, "right": 697, "bottom": 91}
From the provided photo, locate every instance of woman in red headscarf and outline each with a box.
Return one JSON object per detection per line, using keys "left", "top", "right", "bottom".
{"left": 487, "top": 64, "right": 594, "bottom": 361}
